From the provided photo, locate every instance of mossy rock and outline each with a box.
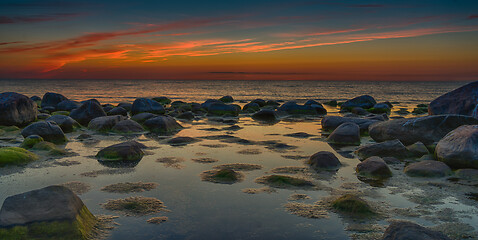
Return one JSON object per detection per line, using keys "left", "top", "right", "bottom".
{"left": 32, "top": 141, "right": 67, "bottom": 156}
{"left": 0, "top": 126, "right": 21, "bottom": 132}
{"left": 51, "top": 111, "right": 70, "bottom": 116}
{"left": 255, "top": 174, "right": 315, "bottom": 189}
{"left": 367, "top": 107, "right": 390, "bottom": 114}
{"left": 0, "top": 202, "right": 96, "bottom": 240}
{"left": 0, "top": 147, "right": 39, "bottom": 167}
{"left": 331, "top": 194, "right": 374, "bottom": 215}
{"left": 0, "top": 129, "right": 5, "bottom": 136}
{"left": 200, "top": 169, "right": 244, "bottom": 184}
{"left": 96, "top": 141, "right": 145, "bottom": 162}
{"left": 21, "top": 135, "right": 44, "bottom": 149}
{"left": 152, "top": 97, "right": 171, "bottom": 105}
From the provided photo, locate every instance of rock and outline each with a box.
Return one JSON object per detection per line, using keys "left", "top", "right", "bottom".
{"left": 177, "top": 111, "right": 195, "bottom": 120}
{"left": 56, "top": 100, "right": 79, "bottom": 111}
{"left": 31, "top": 141, "right": 67, "bottom": 156}
{"left": 41, "top": 92, "right": 67, "bottom": 110}
{"left": 412, "top": 106, "right": 428, "bottom": 114}
{"left": 112, "top": 119, "right": 145, "bottom": 133}
{"left": 70, "top": 100, "right": 107, "bottom": 126}
{"left": 0, "top": 185, "right": 97, "bottom": 239}
{"left": 46, "top": 115, "right": 80, "bottom": 133}
{"left": 219, "top": 96, "right": 234, "bottom": 103}
{"left": 351, "top": 107, "right": 369, "bottom": 115}
{"left": 278, "top": 101, "right": 325, "bottom": 115}
{"left": 102, "top": 106, "right": 113, "bottom": 113}
{"left": 321, "top": 116, "right": 379, "bottom": 132}
{"left": 435, "top": 125, "right": 478, "bottom": 169}
{"left": 365, "top": 113, "right": 388, "bottom": 121}
{"left": 21, "top": 121, "right": 67, "bottom": 144}
{"left": 404, "top": 160, "right": 452, "bottom": 177}
{"left": 37, "top": 113, "right": 51, "bottom": 120}
{"left": 30, "top": 96, "right": 41, "bottom": 102}
{"left": 406, "top": 142, "right": 429, "bottom": 157}
{"left": 152, "top": 97, "right": 171, "bottom": 105}
{"left": 0, "top": 92, "right": 37, "bottom": 126}
{"left": 207, "top": 103, "right": 240, "bottom": 116}
{"left": 265, "top": 100, "right": 280, "bottom": 106}
{"left": 429, "top": 81, "right": 478, "bottom": 118}
{"left": 327, "top": 122, "right": 360, "bottom": 145}
{"left": 455, "top": 169, "right": 478, "bottom": 181}
{"left": 341, "top": 95, "right": 376, "bottom": 110}
{"left": 88, "top": 115, "right": 125, "bottom": 132}
{"left": 242, "top": 102, "right": 260, "bottom": 113}
{"left": 369, "top": 102, "right": 391, "bottom": 114}
{"left": 41, "top": 105, "right": 55, "bottom": 112}
{"left": 356, "top": 156, "right": 392, "bottom": 179}
{"left": 382, "top": 221, "right": 452, "bottom": 240}
{"left": 107, "top": 107, "right": 128, "bottom": 116}
{"left": 355, "top": 139, "right": 411, "bottom": 160}
{"left": 21, "top": 135, "right": 44, "bottom": 148}
{"left": 167, "top": 136, "right": 198, "bottom": 146}
{"left": 131, "top": 98, "right": 165, "bottom": 115}
{"left": 81, "top": 98, "right": 101, "bottom": 105}
{"left": 131, "top": 112, "right": 157, "bottom": 123}
{"left": 308, "top": 151, "right": 341, "bottom": 170}
{"left": 0, "top": 147, "right": 38, "bottom": 167}
{"left": 96, "top": 141, "right": 146, "bottom": 162}
{"left": 252, "top": 109, "right": 279, "bottom": 122}
{"left": 251, "top": 99, "right": 266, "bottom": 107}
{"left": 383, "top": 157, "right": 401, "bottom": 164}
{"left": 332, "top": 194, "right": 374, "bottom": 215}
{"left": 117, "top": 102, "right": 132, "bottom": 111}
{"left": 144, "top": 116, "right": 183, "bottom": 134}
{"left": 369, "top": 115, "right": 478, "bottom": 145}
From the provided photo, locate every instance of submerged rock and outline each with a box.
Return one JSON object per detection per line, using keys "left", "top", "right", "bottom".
{"left": 307, "top": 151, "right": 341, "bottom": 170}
{"left": 404, "top": 160, "right": 452, "bottom": 178}
{"left": 70, "top": 100, "right": 107, "bottom": 126}
{"left": 435, "top": 125, "right": 478, "bottom": 169}
{"left": 167, "top": 136, "right": 199, "bottom": 146}
{"left": 0, "top": 147, "right": 38, "bottom": 167}
{"left": 327, "top": 122, "right": 360, "bottom": 145}
{"left": 321, "top": 116, "right": 379, "bottom": 132}
{"left": 382, "top": 221, "right": 451, "bottom": 240}
{"left": 96, "top": 141, "right": 145, "bottom": 162}
{"left": 0, "top": 185, "right": 97, "bottom": 239}
{"left": 356, "top": 156, "right": 392, "bottom": 179}
{"left": 131, "top": 98, "right": 165, "bottom": 115}
{"left": 331, "top": 194, "right": 374, "bottom": 215}
{"left": 144, "top": 116, "right": 183, "bottom": 134}
{"left": 368, "top": 115, "right": 478, "bottom": 145}
{"left": 0, "top": 92, "right": 37, "bottom": 126}
{"left": 102, "top": 196, "right": 166, "bottom": 216}
{"left": 355, "top": 139, "right": 411, "bottom": 160}
{"left": 200, "top": 168, "right": 244, "bottom": 184}
{"left": 46, "top": 115, "right": 80, "bottom": 133}
{"left": 255, "top": 175, "right": 315, "bottom": 189}
{"left": 428, "top": 81, "right": 478, "bottom": 118}
{"left": 278, "top": 101, "right": 326, "bottom": 115}
{"left": 21, "top": 121, "right": 67, "bottom": 144}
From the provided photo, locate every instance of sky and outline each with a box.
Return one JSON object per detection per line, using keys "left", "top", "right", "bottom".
{"left": 0, "top": 0, "right": 477, "bottom": 81}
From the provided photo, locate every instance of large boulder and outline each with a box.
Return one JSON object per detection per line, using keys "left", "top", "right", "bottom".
{"left": 96, "top": 141, "right": 146, "bottom": 162}
{"left": 0, "top": 92, "right": 37, "bottom": 126}
{"left": 131, "top": 98, "right": 165, "bottom": 115}
{"left": 404, "top": 160, "right": 452, "bottom": 178}
{"left": 322, "top": 116, "right": 380, "bottom": 132}
{"left": 242, "top": 102, "right": 260, "bottom": 113}
{"left": 70, "top": 100, "right": 107, "bottom": 126}
{"left": 112, "top": 119, "right": 144, "bottom": 133}
{"left": 369, "top": 115, "right": 478, "bottom": 145}
{"left": 356, "top": 156, "right": 392, "bottom": 179}
{"left": 341, "top": 95, "right": 376, "bottom": 110}
{"left": 307, "top": 151, "right": 341, "bottom": 170}
{"left": 88, "top": 115, "right": 125, "bottom": 132}
{"left": 435, "top": 125, "right": 478, "bottom": 169}
{"left": 144, "top": 116, "right": 183, "bottom": 134}
{"left": 355, "top": 139, "right": 411, "bottom": 160}
{"left": 382, "top": 221, "right": 451, "bottom": 240}
{"left": 21, "top": 121, "right": 67, "bottom": 144}
{"left": 56, "top": 100, "right": 79, "bottom": 111}
{"left": 0, "top": 185, "right": 97, "bottom": 239}
{"left": 46, "top": 115, "right": 80, "bottom": 133}
{"left": 327, "top": 122, "right": 360, "bottom": 145}
{"left": 131, "top": 112, "right": 157, "bottom": 124}
{"left": 429, "top": 81, "right": 478, "bottom": 118}
{"left": 252, "top": 109, "right": 279, "bottom": 123}
{"left": 107, "top": 107, "right": 128, "bottom": 116}
{"left": 41, "top": 92, "right": 67, "bottom": 110}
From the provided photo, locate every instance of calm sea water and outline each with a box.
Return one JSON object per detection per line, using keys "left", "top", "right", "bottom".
{"left": 0, "top": 79, "right": 470, "bottom": 105}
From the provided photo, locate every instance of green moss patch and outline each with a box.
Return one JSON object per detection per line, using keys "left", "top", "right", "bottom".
{"left": 0, "top": 205, "right": 97, "bottom": 240}
{"left": 32, "top": 141, "right": 67, "bottom": 156}
{"left": 100, "top": 182, "right": 158, "bottom": 193}
{"left": 0, "top": 147, "right": 39, "bottom": 167}
{"left": 200, "top": 169, "right": 244, "bottom": 184}
{"left": 213, "top": 163, "right": 262, "bottom": 171}
{"left": 147, "top": 216, "right": 169, "bottom": 224}
{"left": 0, "top": 126, "right": 21, "bottom": 132}
{"left": 102, "top": 196, "right": 167, "bottom": 216}
{"left": 191, "top": 157, "right": 219, "bottom": 164}
{"left": 283, "top": 202, "right": 328, "bottom": 219}
{"left": 156, "top": 157, "right": 186, "bottom": 169}
{"left": 21, "top": 135, "right": 44, "bottom": 149}
{"left": 331, "top": 194, "right": 374, "bottom": 215}
{"left": 255, "top": 175, "right": 315, "bottom": 189}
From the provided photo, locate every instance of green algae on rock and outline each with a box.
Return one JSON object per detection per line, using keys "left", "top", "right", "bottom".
{"left": 147, "top": 216, "right": 169, "bottom": 224}
{"left": 213, "top": 163, "right": 263, "bottom": 171}
{"left": 32, "top": 141, "right": 67, "bottom": 156}
{"left": 0, "top": 147, "right": 39, "bottom": 167}
{"left": 102, "top": 196, "right": 167, "bottom": 216}
{"left": 200, "top": 168, "right": 244, "bottom": 184}
{"left": 21, "top": 135, "right": 44, "bottom": 148}
{"left": 331, "top": 194, "right": 375, "bottom": 215}
{"left": 255, "top": 175, "right": 315, "bottom": 189}
{"left": 100, "top": 182, "right": 158, "bottom": 193}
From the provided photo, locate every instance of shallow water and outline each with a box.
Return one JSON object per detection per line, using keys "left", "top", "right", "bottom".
{"left": 0, "top": 80, "right": 477, "bottom": 239}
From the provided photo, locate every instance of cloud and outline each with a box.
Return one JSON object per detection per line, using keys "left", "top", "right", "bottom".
{"left": 0, "top": 41, "right": 24, "bottom": 45}
{"left": 468, "top": 15, "right": 478, "bottom": 20}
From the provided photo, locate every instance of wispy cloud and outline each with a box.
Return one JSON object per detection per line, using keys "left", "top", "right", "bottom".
{"left": 468, "top": 15, "right": 478, "bottom": 20}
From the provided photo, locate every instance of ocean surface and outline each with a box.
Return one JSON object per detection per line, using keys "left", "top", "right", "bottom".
{"left": 0, "top": 80, "right": 477, "bottom": 240}
{"left": 0, "top": 79, "right": 470, "bottom": 105}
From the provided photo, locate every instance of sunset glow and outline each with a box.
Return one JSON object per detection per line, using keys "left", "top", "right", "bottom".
{"left": 1, "top": 0, "right": 477, "bottom": 81}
